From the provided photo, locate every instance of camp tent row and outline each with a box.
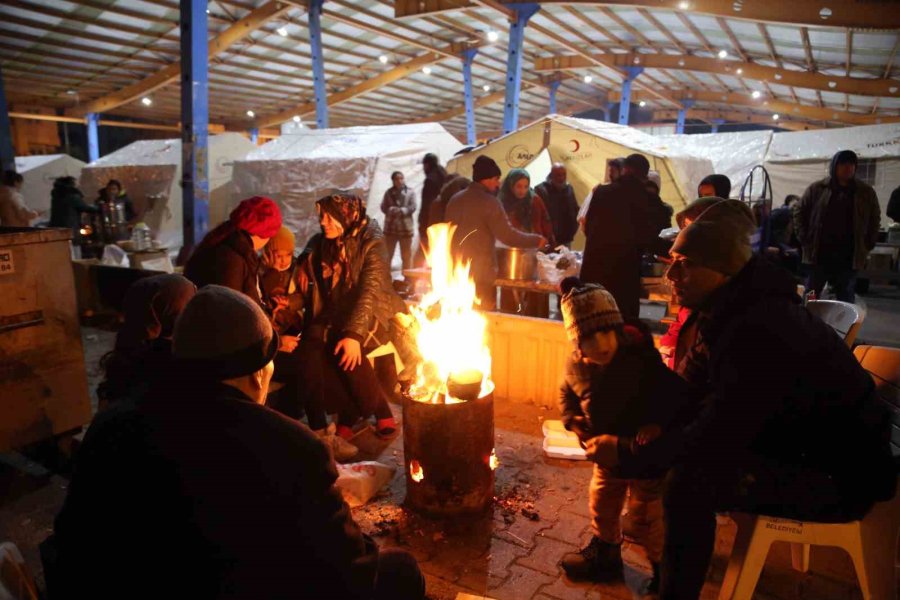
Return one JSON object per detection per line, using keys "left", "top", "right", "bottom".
{"left": 14, "top": 154, "right": 86, "bottom": 215}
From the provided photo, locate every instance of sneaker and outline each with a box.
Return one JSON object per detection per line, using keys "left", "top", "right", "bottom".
{"left": 560, "top": 536, "right": 623, "bottom": 582}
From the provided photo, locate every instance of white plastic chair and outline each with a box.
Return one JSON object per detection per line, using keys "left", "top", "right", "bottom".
{"left": 806, "top": 299, "right": 864, "bottom": 347}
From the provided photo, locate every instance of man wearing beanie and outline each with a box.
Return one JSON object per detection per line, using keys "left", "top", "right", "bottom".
{"left": 587, "top": 203, "right": 894, "bottom": 599}
{"left": 445, "top": 155, "right": 546, "bottom": 309}
{"left": 582, "top": 153, "right": 671, "bottom": 320}
{"left": 49, "top": 286, "right": 425, "bottom": 600}
{"left": 794, "top": 149, "right": 880, "bottom": 302}
{"left": 185, "top": 195, "right": 282, "bottom": 306}
{"left": 556, "top": 278, "right": 693, "bottom": 592}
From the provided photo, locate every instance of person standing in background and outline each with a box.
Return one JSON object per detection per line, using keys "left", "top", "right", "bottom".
{"left": 417, "top": 153, "right": 447, "bottom": 254}
{"left": 381, "top": 171, "right": 417, "bottom": 271}
{"left": 49, "top": 175, "right": 98, "bottom": 241}
{"left": 697, "top": 174, "right": 731, "bottom": 200}
{"left": 535, "top": 163, "right": 580, "bottom": 248}
{"left": 0, "top": 170, "right": 40, "bottom": 227}
{"left": 579, "top": 157, "right": 624, "bottom": 233}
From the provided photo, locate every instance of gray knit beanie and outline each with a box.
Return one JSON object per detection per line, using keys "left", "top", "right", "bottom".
{"left": 173, "top": 285, "right": 278, "bottom": 380}
{"left": 671, "top": 199, "right": 757, "bottom": 276}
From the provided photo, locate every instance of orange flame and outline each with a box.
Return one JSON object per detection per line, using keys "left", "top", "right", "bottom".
{"left": 489, "top": 448, "right": 499, "bottom": 470}
{"left": 410, "top": 460, "right": 424, "bottom": 483}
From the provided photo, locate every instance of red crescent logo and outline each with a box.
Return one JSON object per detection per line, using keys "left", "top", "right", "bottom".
{"left": 570, "top": 139, "right": 580, "bottom": 152}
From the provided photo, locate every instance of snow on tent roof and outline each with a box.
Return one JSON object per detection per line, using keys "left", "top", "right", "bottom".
{"left": 15, "top": 154, "right": 69, "bottom": 172}
{"left": 766, "top": 123, "right": 900, "bottom": 163}
{"left": 89, "top": 132, "right": 253, "bottom": 167}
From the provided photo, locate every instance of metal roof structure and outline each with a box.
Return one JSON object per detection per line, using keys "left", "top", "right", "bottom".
{"left": 1, "top": 0, "right": 899, "bottom": 138}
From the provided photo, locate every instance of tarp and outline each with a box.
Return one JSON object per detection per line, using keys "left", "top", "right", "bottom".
{"left": 80, "top": 133, "right": 257, "bottom": 250}
{"left": 447, "top": 115, "right": 713, "bottom": 215}
{"left": 232, "top": 123, "right": 463, "bottom": 247}
{"left": 655, "top": 131, "right": 773, "bottom": 197}
{"left": 764, "top": 123, "right": 900, "bottom": 218}
{"left": 14, "top": 154, "right": 86, "bottom": 213}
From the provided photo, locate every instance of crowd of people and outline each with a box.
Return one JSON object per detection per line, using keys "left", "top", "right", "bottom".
{"left": 29, "top": 147, "right": 897, "bottom": 599}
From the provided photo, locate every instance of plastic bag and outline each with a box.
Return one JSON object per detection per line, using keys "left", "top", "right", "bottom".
{"left": 536, "top": 247, "right": 581, "bottom": 286}
{"left": 100, "top": 244, "right": 128, "bottom": 267}
{"left": 335, "top": 461, "right": 396, "bottom": 507}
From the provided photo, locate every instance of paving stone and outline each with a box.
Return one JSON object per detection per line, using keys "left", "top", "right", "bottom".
{"left": 537, "top": 575, "right": 593, "bottom": 600}
{"left": 543, "top": 512, "right": 591, "bottom": 544}
{"left": 487, "top": 564, "right": 556, "bottom": 600}
{"left": 516, "top": 535, "right": 577, "bottom": 576}
{"left": 480, "top": 537, "right": 531, "bottom": 579}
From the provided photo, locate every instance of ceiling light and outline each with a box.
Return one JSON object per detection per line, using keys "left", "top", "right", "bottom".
{"left": 583, "top": 75, "right": 593, "bottom": 83}
{"left": 422, "top": 66, "right": 432, "bottom": 75}
{"left": 66, "top": 89, "right": 76, "bottom": 95}
{"left": 678, "top": 1, "right": 690, "bottom": 9}
{"left": 205, "top": 8, "right": 210, "bottom": 14}
{"left": 292, "top": 115, "right": 301, "bottom": 123}
{"left": 736, "top": 68, "right": 743, "bottom": 75}
{"left": 751, "top": 90, "right": 761, "bottom": 99}
{"left": 717, "top": 49, "right": 728, "bottom": 59}
{"left": 487, "top": 30, "right": 499, "bottom": 42}
{"left": 483, "top": 84, "right": 491, "bottom": 92}
{"left": 277, "top": 26, "right": 288, "bottom": 37}
{"left": 379, "top": 55, "right": 388, "bottom": 64}
{"left": 639, "top": 100, "right": 646, "bottom": 107}
{"left": 141, "top": 97, "right": 152, "bottom": 106}
{"left": 246, "top": 110, "right": 255, "bottom": 118}
{"left": 772, "top": 113, "right": 780, "bottom": 120}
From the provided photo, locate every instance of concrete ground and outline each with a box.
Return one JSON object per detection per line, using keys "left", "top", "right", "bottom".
{"left": 2, "top": 324, "right": 889, "bottom": 599}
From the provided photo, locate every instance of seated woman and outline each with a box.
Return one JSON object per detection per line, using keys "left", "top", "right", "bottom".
{"left": 294, "top": 192, "right": 398, "bottom": 442}
{"left": 97, "top": 274, "right": 196, "bottom": 410}
{"left": 259, "top": 226, "right": 358, "bottom": 461}
{"left": 498, "top": 168, "right": 555, "bottom": 317}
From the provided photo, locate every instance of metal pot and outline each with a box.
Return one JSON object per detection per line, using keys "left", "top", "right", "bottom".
{"left": 496, "top": 246, "right": 537, "bottom": 280}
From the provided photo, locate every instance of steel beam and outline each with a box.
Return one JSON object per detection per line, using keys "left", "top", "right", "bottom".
{"left": 618, "top": 66, "right": 643, "bottom": 125}
{"left": 0, "top": 66, "right": 14, "bottom": 172}
{"left": 86, "top": 113, "right": 100, "bottom": 163}
{"left": 308, "top": 0, "right": 329, "bottom": 129}
{"left": 548, "top": 79, "right": 561, "bottom": 115}
{"left": 503, "top": 4, "right": 540, "bottom": 134}
{"left": 249, "top": 128, "right": 259, "bottom": 144}
{"left": 675, "top": 99, "right": 695, "bottom": 134}
{"left": 180, "top": 0, "right": 210, "bottom": 249}
{"left": 462, "top": 48, "right": 478, "bottom": 145}
{"left": 710, "top": 118, "right": 725, "bottom": 133}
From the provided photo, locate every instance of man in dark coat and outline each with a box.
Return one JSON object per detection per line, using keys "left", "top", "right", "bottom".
{"left": 793, "top": 150, "right": 881, "bottom": 302}
{"left": 581, "top": 154, "right": 669, "bottom": 320}
{"left": 48, "top": 175, "right": 97, "bottom": 241}
{"left": 534, "top": 163, "right": 580, "bottom": 247}
{"left": 417, "top": 153, "right": 447, "bottom": 251}
{"left": 47, "top": 285, "right": 425, "bottom": 600}
{"left": 445, "top": 155, "right": 546, "bottom": 310}
{"left": 888, "top": 184, "right": 900, "bottom": 223}
{"left": 185, "top": 196, "right": 282, "bottom": 306}
{"left": 587, "top": 201, "right": 895, "bottom": 599}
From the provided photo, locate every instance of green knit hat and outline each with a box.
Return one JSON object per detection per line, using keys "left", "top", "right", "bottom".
{"left": 671, "top": 199, "right": 757, "bottom": 276}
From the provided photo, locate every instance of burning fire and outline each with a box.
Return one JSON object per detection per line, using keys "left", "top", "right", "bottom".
{"left": 409, "top": 223, "right": 493, "bottom": 404}
{"left": 489, "top": 448, "right": 499, "bottom": 470}
{"left": 410, "top": 460, "right": 424, "bottom": 483}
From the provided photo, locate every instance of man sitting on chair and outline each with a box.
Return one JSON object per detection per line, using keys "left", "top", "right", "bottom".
{"left": 586, "top": 199, "right": 895, "bottom": 600}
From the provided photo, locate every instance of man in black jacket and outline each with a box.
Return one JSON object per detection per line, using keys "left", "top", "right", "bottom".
{"left": 47, "top": 286, "right": 424, "bottom": 600}
{"left": 582, "top": 154, "right": 669, "bottom": 320}
{"left": 418, "top": 153, "right": 447, "bottom": 252}
{"left": 587, "top": 201, "right": 895, "bottom": 599}
{"left": 535, "top": 163, "right": 580, "bottom": 247}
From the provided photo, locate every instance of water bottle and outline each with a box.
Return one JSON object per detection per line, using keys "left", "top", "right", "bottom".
{"left": 132, "top": 222, "right": 151, "bottom": 251}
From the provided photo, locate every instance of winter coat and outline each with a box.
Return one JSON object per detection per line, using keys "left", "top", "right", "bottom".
{"left": 380, "top": 185, "right": 417, "bottom": 237}
{"left": 559, "top": 326, "right": 695, "bottom": 439}
{"left": 49, "top": 182, "right": 97, "bottom": 235}
{"left": 418, "top": 167, "right": 447, "bottom": 233}
{"left": 887, "top": 185, "right": 900, "bottom": 223}
{"left": 502, "top": 193, "right": 556, "bottom": 248}
{"left": 794, "top": 156, "right": 881, "bottom": 270}
{"left": 96, "top": 337, "right": 175, "bottom": 409}
{"left": 50, "top": 379, "right": 379, "bottom": 599}
{"left": 444, "top": 181, "right": 543, "bottom": 287}
{"left": 534, "top": 180, "right": 580, "bottom": 246}
{"left": 618, "top": 256, "right": 896, "bottom": 511}
{"left": 185, "top": 229, "right": 263, "bottom": 306}
{"left": 296, "top": 221, "right": 394, "bottom": 346}
{"left": 97, "top": 191, "right": 137, "bottom": 223}
{"left": 0, "top": 185, "right": 39, "bottom": 227}
{"left": 260, "top": 261, "right": 304, "bottom": 334}
{"left": 429, "top": 174, "right": 469, "bottom": 226}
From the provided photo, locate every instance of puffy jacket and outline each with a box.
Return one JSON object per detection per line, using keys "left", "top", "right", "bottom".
{"left": 185, "top": 229, "right": 263, "bottom": 306}
{"left": 49, "top": 183, "right": 97, "bottom": 236}
{"left": 619, "top": 257, "right": 896, "bottom": 512}
{"left": 380, "top": 185, "right": 416, "bottom": 237}
{"left": 794, "top": 154, "right": 881, "bottom": 270}
{"left": 534, "top": 180, "right": 580, "bottom": 246}
{"left": 297, "top": 221, "right": 394, "bottom": 346}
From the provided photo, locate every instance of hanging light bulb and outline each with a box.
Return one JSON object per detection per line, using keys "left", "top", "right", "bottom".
{"left": 772, "top": 113, "right": 780, "bottom": 120}
{"left": 246, "top": 110, "right": 255, "bottom": 118}
{"left": 583, "top": 75, "right": 593, "bottom": 83}
{"left": 292, "top": 115, "right": 301, "bottom": 123}
{"left": 717, "top": 49, "right": 728, "bottom": 59}
{"left": 379, "top": 55, "right": 389, "bottom": 64}
{"left": 751, "top": 90, "right": 762, "bottom": 99}
{"left": 639, "top": 100, "right": 646, "bottom": 107}
{"left": 141, "top": 97, "right": 152, "bottom": 106}
{"left": 422, "top": 66, "right": 432, "bottom": 75}
{"left": 487, "top": 30, "right": 499, "bottom": 42}
{"left": 276, "top": 26, "right": 288, "bottom": 37}
{"left": 483, "top": 84, "right": 491, "bottom": 92}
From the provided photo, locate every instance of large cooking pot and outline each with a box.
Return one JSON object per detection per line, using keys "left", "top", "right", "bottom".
{"left": 496, "top": 246, "right": 537, "bottom": 280}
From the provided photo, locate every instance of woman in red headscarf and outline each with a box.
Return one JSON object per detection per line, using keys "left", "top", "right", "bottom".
{"left": 293, "top": 192, "right": 399, "bottom": 443}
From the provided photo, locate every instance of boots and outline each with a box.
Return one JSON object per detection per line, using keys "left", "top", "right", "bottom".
{"left": 560, "top": 536, "right": 623, "bottom": 582}
{"left": 316, "top": 423, "right": 359, "bottom": 462}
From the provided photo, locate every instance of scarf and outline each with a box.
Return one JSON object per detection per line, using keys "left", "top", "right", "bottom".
{"left": 315, "top": 192, "right": 368, "bottom": 290}
{"left": 499, "top": 168, "right": 534, "bottom": 232}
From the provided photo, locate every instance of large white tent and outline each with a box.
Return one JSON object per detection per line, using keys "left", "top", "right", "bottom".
{"left": 232, "top": 123, "right": 463, "bottom": 247}
{"left": 80, "top": 133, "right": 257, "bottom": 250}
{"left": 447, "top": 115, "right": 714, "bottom": 215}
{"left": 15, "top": 154, "right": 86, "bottom": 214}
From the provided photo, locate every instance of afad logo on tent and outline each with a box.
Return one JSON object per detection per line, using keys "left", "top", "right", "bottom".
{"left": 506, "top": 145, "right": 536, "bottom": 168}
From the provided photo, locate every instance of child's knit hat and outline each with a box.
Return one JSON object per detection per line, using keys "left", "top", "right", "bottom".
{"left": 558, "top": 277, "right": 624, "bottom": 343}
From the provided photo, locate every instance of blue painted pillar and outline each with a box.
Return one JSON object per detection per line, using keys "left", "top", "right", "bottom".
{"left": 86, "top": 113, "right": 99, "bottom": 163}
{"left": 617, "top": 66, "right": 643, "bottom": 125}
{"left": 0, "top": 66, "right": 14, "bottom": 172}
{"left": 710, "top": 118, "right": 725, "bottom": 133}
{"left": 548, "top": 80, "right": 561, "bottom": 115}
{"left": 309, "top": 0, "right": 328, "bottom": 129}
{"left": 180, "top": 0, "right": 209, "bottom": 248}
{"left": 675, "top": 99, "right": 694, "bottom": 134}
{"left": 462, "top": 48, "right": 478, "bottom": 146}
{"left": 249, "top": 128, "right": 259, "bottom": 144}
{"left": 502, "top": 3, "right": 540, "bottom": 134}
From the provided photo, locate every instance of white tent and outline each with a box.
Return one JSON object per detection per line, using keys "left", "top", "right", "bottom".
{"left": 14, "top": 154, "right": 86, "bottom": 213}
{"left": 80, "top": 133, "right": 257, "bottom": 249}
{"left": 655, "top": 131, "right": 774, "bottom": 197}
{"left": 232, "top": 122, "right": 463, "bottom": 247}
{"left": 763, "top": 124, "right": 900, "bottom": 219}
{"left": 447, "top": 115, "right": 713, "bottom": 215}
